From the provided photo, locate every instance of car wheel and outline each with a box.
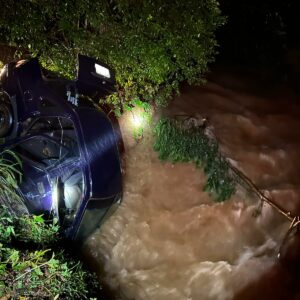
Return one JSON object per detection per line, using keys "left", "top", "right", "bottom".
{"left": 0, "top": 91, "right": 13, "bottom": 138}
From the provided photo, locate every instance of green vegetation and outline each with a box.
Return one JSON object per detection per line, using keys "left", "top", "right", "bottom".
{"left": 0, "top": 151, "right": 22, "bottom": 204}
{"left": 0, "top": 0, "right": 224, "bottom": 114}
{"left": 153, "top": 118, "right": 236, "bottom": 201}
{"left": 0, "top": 152, "right": 100, "bottom": 299}
{"left": 0, "top": 210, "right": 100, "bottom": 299}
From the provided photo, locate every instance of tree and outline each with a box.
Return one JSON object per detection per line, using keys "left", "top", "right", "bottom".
{"left": 0, "top": 0, "right": 224, "bottom": 113}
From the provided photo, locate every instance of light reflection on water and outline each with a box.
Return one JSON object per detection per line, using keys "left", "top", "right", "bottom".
{"left": 86, "top": 73, "right": 300, "bottom": 299}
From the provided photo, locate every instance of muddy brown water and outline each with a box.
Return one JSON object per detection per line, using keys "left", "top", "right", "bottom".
{"left": 85, "top": 71, "right": 300, "bottom": 300}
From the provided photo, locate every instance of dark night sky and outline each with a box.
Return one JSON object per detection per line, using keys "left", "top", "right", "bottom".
{"left": 217, "top": 0, "right": 300, "bottom": 65}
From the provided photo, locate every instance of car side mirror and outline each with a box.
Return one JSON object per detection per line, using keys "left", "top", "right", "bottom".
{"left": 76, "top": 54, "right": 116, "bottom": 100}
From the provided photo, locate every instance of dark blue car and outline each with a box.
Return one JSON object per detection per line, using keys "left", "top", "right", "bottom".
{"left": 0, "top": 55, "right": 122, "bottom": 241}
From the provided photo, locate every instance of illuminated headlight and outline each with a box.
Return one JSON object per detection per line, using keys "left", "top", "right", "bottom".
{"left": 95, "top": 63, "right": 111, "bottom": 78}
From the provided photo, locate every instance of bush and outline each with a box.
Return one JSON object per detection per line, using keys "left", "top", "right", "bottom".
{"left": 0, "top": 151, "right": 29, "bottom": 217}
{"left": 0, "top": 207, "right": 101, "bottom": 299}
{"left": 153, "top": 118, "right": 236, "bottom": 201}
{"left": 0, "top": 0, "right": 224, "bottom": 113}
{"left": 0, "top": 151, "right": 22, "bottom": 206}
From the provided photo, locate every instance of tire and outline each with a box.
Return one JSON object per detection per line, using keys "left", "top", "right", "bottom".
{"left": 0, "top": 91, "right": 13, "bottom": 138}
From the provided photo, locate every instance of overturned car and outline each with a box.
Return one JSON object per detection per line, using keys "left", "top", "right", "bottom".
{"left": 0, "top": 55, "right": 123, "bottom": 241}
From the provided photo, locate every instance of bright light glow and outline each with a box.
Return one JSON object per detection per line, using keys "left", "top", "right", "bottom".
{"left": 132, "top": 113, "right": 144, "bottom": 128}
{"left": 95, "top": 63, "right": 111, "bottom": 78}
{"left": 0, "top": 67, "right": 5, "bottom": 78}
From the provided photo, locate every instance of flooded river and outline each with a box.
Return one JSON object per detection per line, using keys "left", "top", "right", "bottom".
{"left": 86, "top": 69, "right": 300, "bottom": 299}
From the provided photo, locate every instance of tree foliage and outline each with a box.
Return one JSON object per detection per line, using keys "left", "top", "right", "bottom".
{"left": 0, "top": 0, "right": 224, "bottom": 113}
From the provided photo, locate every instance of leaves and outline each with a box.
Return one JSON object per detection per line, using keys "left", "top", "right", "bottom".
{"left": 153, "top": 118, "right": 236, "bottom": 201}
{"left": 0, "top": 150, "right": 24, "bottom": 218}
{"left": 0, "top": 0, "right": 224, "bottom": 113}
{"left": 0, "top": 207, "right": 101, "bottom": 299}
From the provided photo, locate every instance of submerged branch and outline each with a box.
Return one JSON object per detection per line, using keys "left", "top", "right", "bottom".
{"left": 229, "top": 164, "right": 296, "bottom": 224}
{"left": 166, "top": 114, "right": 300, "bottom": 230}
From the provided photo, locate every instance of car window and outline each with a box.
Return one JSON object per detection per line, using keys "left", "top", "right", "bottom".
{"left": 14, "top": 117, "right": 80, "bottom": 167}
{"left": 28, "top": 117, "right": 74, "bottom": 133}
{"left": 13, "top": 136, "right": 67, "bottom": 167}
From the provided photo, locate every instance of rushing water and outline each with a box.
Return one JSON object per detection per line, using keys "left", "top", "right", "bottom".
{"left": 86, "top": 69, "right": 300, "bottom": 299}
